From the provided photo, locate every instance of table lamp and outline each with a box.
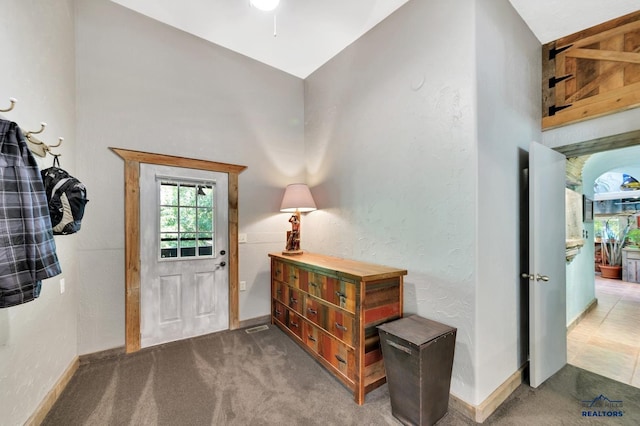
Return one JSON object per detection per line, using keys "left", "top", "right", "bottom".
{"left": 280, "top": 183, "right": 317, "bottom": 255}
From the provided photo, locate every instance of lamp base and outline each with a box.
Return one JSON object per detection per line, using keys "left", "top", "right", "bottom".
{"left": 282, "top": 249, "right": 303, "bottom": 256}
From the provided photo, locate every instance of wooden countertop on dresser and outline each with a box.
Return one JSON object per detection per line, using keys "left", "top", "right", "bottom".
{"left": 268, "top": 252, "right": 407, "bottom": 282}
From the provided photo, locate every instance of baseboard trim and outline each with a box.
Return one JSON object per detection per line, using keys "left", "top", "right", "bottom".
{"left": 239, "top": 315, "right": 270, "bottom": 329}
{"left": 567, "top": 297, "right": 598, "bottom": 333}
{"left": 449, "top": 393, "right": 477, "bottom": 421}
{"left": 25, "top": 356, "right": 79, "bottom": 426}
{"left": 449, "top": 365, "right": 526, "bottom": 423}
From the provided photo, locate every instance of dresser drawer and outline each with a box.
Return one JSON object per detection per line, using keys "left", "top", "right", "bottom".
{"left": 273, "top": 260, "right": 297, "bottom": 284}
{"left": 305, "top": 297, "right": 355, "bottom": 346}
{"left": 273, "top": 300, "right": 287, "bottom": 325}
{"left": 287, "top": 310, "right": 304, "bottom": 339}
{"left": 327, "top": 308, "right": 355, "bottom": 346}
{"left": 303, "top": 322, "right": 322, "bottom": 354}
{"left": 287, "top": 287, "right": 303, "bottom": 314}
{"left": 272, "top": 281, "right": 288, "bottom": 304}
{"left": 272, "top": 260, "right": 285, "bottom": 282}
{"left": 308, "top": 272, "right": 356, "bottom": 313}
{"left": 320, "top": 333, "right": 355, "bottom": 381}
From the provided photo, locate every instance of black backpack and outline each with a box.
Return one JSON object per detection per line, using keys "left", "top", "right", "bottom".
{"left": 41, "top": 157, "right": 88, "bottom": 235}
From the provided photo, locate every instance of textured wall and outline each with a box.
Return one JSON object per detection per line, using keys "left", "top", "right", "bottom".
{"left": 566, "top": 243, "right": 596, "bottom": 324}
{"left": 475, "top": 0, "right": 542, "bottom": 404}
{"left": 304, "top": 0, "right": 478, "bottom": 403}
{"left": 0, "top": 1, "right": 78, "bottom": 424}
{"left": 75, "top": 0, "right": 304, "bottom": 354}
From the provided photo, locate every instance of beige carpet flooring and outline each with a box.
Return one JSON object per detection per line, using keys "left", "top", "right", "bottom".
{"left": 43, "top": 325, "right": 640, "bottom": 425}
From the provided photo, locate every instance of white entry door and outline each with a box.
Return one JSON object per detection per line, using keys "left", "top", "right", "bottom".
{"left": 528, "top": 141, "right": 567, "bottom": 387}
{"left": 139, "top": 164, "right": 229, "bottom": 348}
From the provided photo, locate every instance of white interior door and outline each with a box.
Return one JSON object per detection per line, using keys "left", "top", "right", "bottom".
{"left": 528, "top": 141, "right": 567, "bottom": 387}
{"left": 139, "top": 164, "right": 229, "bottom": 348}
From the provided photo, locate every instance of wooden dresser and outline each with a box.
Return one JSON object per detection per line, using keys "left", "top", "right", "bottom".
{"left": 268, "top": 252, "right": 407, "bottom": 405}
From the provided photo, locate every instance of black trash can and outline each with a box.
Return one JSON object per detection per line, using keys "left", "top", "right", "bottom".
{"left": 378, "top": 315, "right": 457, "bottom": 426}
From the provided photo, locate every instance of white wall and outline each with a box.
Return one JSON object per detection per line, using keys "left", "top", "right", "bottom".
{"left": 475, "top": 0, "right": 542, "bottom": 404}
{"left": 305, "top": 0, "right": 546, "bottom": 406}
{"left": 0, "top": 1, "right": 78, "bottom": 425}
{"left": 304, "top": 0, "right": 479, "bottom": 403}
{"left": 566, "top": 240, "right": 595, "bottom": 324}
{"left": 75, "top": 0, "right": 305, "bottom": 354}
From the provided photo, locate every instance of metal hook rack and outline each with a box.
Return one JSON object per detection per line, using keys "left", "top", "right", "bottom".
{"left": 26, "top": 122, "right": 47, "bottom": 136}
{"left": 1, "top": 97, "right": 66, "bottom": 158}
{"left": 26, "top": 134, "right": 64, "bottom": 158}
{"left": 0, "top": 97, "right": 17, "bottom": 112}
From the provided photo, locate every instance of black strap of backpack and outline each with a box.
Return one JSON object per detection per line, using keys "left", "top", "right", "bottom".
{"left": 53, "top": 155, "right": 60, "bottom": 168}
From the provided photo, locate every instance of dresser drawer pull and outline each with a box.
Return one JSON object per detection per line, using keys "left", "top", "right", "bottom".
{"left": 276, "top": 289, "right": 282, "bottom": 295}
{"left": 291, "top": 275, "right": 298, "bottom": 280}
{"left": 307, "top": 308, "right": 317, "bottom": 315}
{"left": 275, "top": 269, "right": 282, "bottom": 275}
{"left": 335, "top": 355, "right": 346, "bottom": 364}
{"left": 308, "top": 335, "right": 317, "bottom": 342}
{"left": 335, "top": 291, "right": 345, "bottom": 298}
{"left": 309, "top": 282, "right": 319, "bottom": 287}
{"left": 290, "top": 297, "right": 298, "bottom": 305}
{"left": 274, "top": 309, "right": 282, "bottom": 315}
{"left": 290, "top": 322, "right": 299, "bottom": 328}
{"left": 335, "top": 322, "right": 347, "bottom": 332}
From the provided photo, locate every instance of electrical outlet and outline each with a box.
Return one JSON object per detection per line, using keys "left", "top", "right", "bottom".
{"left": 60, "top": 278, "right": 65, "bottom": 294}
{"left": 238, "top": 233, "right": 248, "bottom": 243}
{"left": 240, "top": 281, "right": 247, "bottom": 291}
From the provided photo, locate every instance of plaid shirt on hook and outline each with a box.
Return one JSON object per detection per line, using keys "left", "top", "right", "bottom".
{"left": 0, "top": 119, "right": 61, "bottom": 307}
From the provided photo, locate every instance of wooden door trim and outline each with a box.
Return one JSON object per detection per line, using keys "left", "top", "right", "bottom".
{"left": 111, "top": 147, "right": 247, "bottom": 353}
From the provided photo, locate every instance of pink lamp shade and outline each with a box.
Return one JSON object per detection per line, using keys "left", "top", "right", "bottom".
{"left": 280, "top": 184, "right": 317, "bottom": 213}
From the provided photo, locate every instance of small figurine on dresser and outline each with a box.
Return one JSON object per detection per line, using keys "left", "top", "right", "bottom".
{"left": 285, "top": 214, "right": 300, "bottom": 252}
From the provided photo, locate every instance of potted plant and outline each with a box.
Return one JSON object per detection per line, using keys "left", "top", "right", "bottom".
{"left": 600, "top": 219, "right": 630, "bottom": 279}
{"left": 626, "top": 228, "right": 640, "bottom": 248}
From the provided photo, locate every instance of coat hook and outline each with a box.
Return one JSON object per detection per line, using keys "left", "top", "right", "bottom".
{"left": 0, "top": 97, "right": 17, "bottom": 112}
{"left": 26, "top": 122, "right": 47, "bottom": 136}
{"left": 48, "top": 137, "right": 64, "bottom": 148}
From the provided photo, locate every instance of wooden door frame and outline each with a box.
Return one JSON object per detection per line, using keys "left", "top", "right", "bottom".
{"left": 111, "top": 148, "right": 247, "bottom": 353}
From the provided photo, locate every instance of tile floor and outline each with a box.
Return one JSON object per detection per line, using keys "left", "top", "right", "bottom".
{"left": 567, "top": 275, "right": 640, "bottom": 388}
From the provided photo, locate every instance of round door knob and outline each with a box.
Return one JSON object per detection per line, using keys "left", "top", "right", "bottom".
{"left": 220, "top": 250, "right": 226, "bottom": 255}
{"left": 220, "top": 261, "right": 226, "bottom": 267}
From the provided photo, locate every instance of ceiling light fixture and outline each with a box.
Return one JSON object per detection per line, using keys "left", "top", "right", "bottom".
{"left": 250, "top": 0, "right": 280, "bottom": 12}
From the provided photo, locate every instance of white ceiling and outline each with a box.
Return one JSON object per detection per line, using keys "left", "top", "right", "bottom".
{"left": 110, "top": 0, "right": 639, "bottom": 79}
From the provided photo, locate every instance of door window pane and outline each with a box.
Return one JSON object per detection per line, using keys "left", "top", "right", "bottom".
{"left": 160, "top": 207, "right": 178, "bottom": 232}
{"left": 161, "top": 184, "right": 178, "bottom": 206}
{"left": 159, "top": 180, "right": 215, "bottom": 260}
{"left": 160, "top": 233, "right": 178, "bottom": 258}
{"left": 197, "top": 208, "right": 213, "bottom": 232}
{"left": 179, "top": 185, "right": 197, "bottom": 207}
{"left": 198, "top": 233, "right": 213, "bottom": 256}
{"left": 197, "top": 185, "right": 213, "bottom": 208}
{"left": 179, "top": 207, "right": 197, "bottom": 232}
